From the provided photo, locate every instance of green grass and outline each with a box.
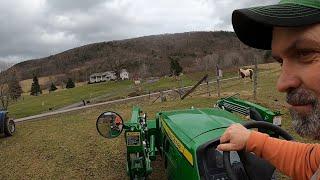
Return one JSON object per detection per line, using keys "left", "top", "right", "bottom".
{"left": 8, "top": 72, "right": 211, "bottom": 119}
{"left": 141, "top": 75, "right": 196, "bottom": 92}
{"left": 9, "top": 75, "right": 196, "bottom": 119}
{"left": 8, "top": 65, "right": 273, "bottom": 119}
{"left": 8, "top": 80, "right": 134, "bottom": 118}
{"left": 140, "top": 70, "right": 242, "bottom": 96}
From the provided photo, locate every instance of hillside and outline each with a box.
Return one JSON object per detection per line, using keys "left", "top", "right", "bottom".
{"left": 6, "top": 31, "right": 271, "bottom": 83}
{"left": 0, "top": 60, "right": 14, "bottom": 72}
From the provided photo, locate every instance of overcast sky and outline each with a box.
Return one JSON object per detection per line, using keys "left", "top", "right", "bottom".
{"left": 0, "top": 0, "right": 277, "bottom": 63}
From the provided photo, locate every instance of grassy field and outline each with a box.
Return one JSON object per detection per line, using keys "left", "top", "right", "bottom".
{"left": 9, "top": 73, "right": 207, "bottom": 119}
{"left": 1, "top": 63, "right": 318, "bottom": 179}
{"left": 9, "top": 80, "right": 134, "bottom": 118}
{"left": 0, "top": 97, "right": 215, "bottom": 179}
{"left": 8, "top": 69, "right": 243, "bottom": 119}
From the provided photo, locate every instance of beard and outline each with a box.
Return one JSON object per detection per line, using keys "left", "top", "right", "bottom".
{"left": 287, "top": 87, "right": 320, "bottom": 140}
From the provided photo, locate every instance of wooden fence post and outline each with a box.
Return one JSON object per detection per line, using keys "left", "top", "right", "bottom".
{"left": 206, "top": 76, "right": 211, "bottom": 96}
{"left": 216, "top": 65, "right": 221, "bottom": 98}
{"left": 205, "top": 58, "right": 211, "bottom": 97}
{"left": 253, "top": 57, "right": 258, "bottom": 100}
{"left": 217, "top": 77, "right": 221, "bottom": 98}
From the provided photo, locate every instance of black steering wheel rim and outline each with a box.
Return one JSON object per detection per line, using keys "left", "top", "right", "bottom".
{"left": 223, "top": 121, "right": 294, "bottom": 180}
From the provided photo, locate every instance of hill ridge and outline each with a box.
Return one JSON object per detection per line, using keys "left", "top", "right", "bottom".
{"left": 6, "top": 31, "right": 271, "bottom": 83}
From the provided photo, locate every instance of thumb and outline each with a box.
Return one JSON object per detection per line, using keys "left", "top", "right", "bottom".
{"left": 217, "top": 143, "right": 237, "bottom": 151}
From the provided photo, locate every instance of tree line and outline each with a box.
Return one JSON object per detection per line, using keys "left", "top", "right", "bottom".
{"left": 0, "top": 72, "right": 76, "bottom": 110}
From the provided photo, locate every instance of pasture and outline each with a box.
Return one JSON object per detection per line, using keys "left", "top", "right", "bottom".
{"left": 1, "top": 63, "right": 318, "bottom": 179}
{"left": 9, "top": 80, "right": 133, "bottom": 118}
{"left": 8, "top": 69, "right": 242, "bottom": 119}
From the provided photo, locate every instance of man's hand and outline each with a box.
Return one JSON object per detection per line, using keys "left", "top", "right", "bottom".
{"left": 217, "top": 123, "right": 251, "bottom": 151}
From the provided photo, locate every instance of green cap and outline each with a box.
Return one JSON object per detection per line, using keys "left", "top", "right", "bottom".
{"left": 232, "top": 0, "right": 320, "bottom": 50}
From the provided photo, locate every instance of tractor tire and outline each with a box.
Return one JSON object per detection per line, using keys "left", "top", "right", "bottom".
{"left": 4, "top": 118, "right": 15, "bottom": 137}
{"left": 163, "top": 138, "right": 169, "bottom": 169}
{"left": 249, "top": 108, "right": 268, "bottom": 134}
{"left": 249, "top": 108, "right": 263, "bottom": 121}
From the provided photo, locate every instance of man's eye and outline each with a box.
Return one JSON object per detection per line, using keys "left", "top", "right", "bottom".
{"left": 298, "top": 51, "right": 312, "bottom": 57}
{"left": 297, "top": 50, "right": 319, "bottom": 63}
{"left": 298, "top": 50, "right": 318, "bottom": 58}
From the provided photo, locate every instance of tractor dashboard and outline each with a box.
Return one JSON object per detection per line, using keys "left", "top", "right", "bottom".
{"left": 197, "top": 139, "right": 246, "bottom": 180}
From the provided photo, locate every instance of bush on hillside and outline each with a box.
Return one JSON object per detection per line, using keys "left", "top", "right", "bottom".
{"left": 49, "top": 82, "right": 58, "bottom": 92}
{"left": 30, "top": 75, "right": 42, "bottom": 96}
{"left": 66, "top": 78, "right": 75, "bottom": 89}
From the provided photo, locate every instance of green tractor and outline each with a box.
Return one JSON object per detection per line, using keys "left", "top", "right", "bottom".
{"left": 96, "top": 97, "right": 293, "bottom": 180}
{"left": 0, "top": 111, "right": 16, "bottom": 137}
{"left": 215, "top": 94, "right": 282, "bottom": 126}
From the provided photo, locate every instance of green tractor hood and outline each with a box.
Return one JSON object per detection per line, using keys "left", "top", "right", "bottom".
{"left": 161, "top": 108, "right": 243, "bottom": 143}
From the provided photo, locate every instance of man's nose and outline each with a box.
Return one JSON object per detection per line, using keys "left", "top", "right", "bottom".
{"left": 276, "top": 62, "right": 301, "bottom": 93}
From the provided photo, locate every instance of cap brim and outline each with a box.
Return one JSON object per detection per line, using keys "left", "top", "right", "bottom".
{"left": 232, "top": 3, "right": 320, "bottom": 50}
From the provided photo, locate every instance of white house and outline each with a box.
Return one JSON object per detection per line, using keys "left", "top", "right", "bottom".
{"left": 89, "top": 71, "right": 117, "bottom": 83}
{"left": 102, "top": 71, "right": 117, "bottom": 81}
{"left": 89, "top": 73, "right": 103, "bottom": 83}
{"left": 89, "top": 69, "right": 128, "bottom": 83}
{"left": 120, "top": 69, "right": 129, "bottom": 80}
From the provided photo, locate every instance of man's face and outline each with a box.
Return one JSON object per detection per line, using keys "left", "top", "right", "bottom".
{"left": 272, "top": 24, "right": 320, "bottom": 139}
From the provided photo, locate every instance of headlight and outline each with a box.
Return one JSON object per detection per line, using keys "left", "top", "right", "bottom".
{"left": 273, "top": 116, "right": 282, "bottom": 126}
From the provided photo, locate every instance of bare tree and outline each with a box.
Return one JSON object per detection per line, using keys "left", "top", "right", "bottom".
{"left": 104, "top": 56, "right": 127, "bottom": 80}
{"left": 0, "top": 73, "right": 9, "bottom": 110}
{"left": 7, "top": 71, "right": 22, "bottom": 100}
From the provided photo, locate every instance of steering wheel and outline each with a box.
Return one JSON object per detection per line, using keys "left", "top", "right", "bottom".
{"left": 223, "top": 121, "right": 294, "bottom": 180}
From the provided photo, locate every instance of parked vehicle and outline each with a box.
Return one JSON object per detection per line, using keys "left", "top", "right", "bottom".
{"left": 0, "top": 111, "right": 16, "bottom": 137}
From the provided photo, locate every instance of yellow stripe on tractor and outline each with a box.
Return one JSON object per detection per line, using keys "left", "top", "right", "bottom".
{"left": 161, "top": 119, "right": 194, "bottom": 166}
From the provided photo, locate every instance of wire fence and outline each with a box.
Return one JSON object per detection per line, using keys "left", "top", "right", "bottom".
{"left": 15, "top": 63, "right": 281, "bottom": 123}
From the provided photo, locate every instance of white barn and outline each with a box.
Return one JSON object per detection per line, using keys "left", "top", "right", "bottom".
{"left": 120, "top": 69, "right": 129, "bottom": 80}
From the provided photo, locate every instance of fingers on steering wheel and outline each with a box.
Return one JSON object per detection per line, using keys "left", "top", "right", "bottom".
{"left": 217, "top": 143, "right": 236, "bottom": 151}
{"left": 220, "top": 130, "right": 230, "bottom": 144}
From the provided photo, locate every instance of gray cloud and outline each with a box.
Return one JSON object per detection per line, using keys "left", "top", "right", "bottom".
{"left": 0, "top": 0, "right": 278, "bottom": 63}
{"left": 46, "top": 0, "right": 107, "bottom": 12}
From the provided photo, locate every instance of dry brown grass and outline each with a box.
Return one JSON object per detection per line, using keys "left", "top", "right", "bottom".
{"left": 0, "top": 97, "right": 215, "bottom": 179}
{"left": 19, "top": 74, "right": 87, "bottom": 93}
